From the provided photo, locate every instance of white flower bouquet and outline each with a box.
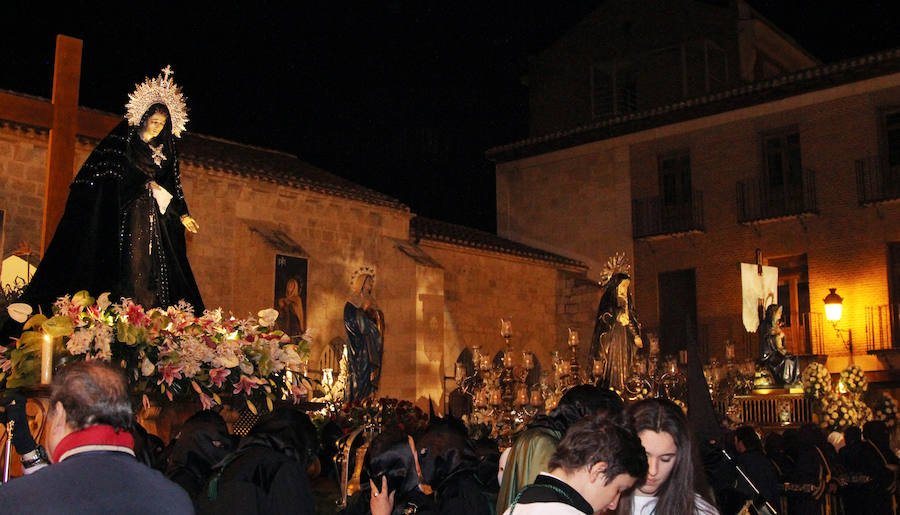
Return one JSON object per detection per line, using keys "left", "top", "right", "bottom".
{"left": 801, "top": 362, "right": 832, "bottom": 399}
{"left": 840, "top": 364, "right": 868, "bottom": 394}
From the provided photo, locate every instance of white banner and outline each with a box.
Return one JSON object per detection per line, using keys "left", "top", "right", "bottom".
{"left": 740, "top": 263, "right": 778, "bottom": 332}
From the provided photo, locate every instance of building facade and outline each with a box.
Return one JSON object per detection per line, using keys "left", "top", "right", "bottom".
{"left": 491, "top": 2, "right": 900, "bottom": 377}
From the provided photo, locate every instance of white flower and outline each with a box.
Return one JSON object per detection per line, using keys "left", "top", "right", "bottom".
{"left": 66, "top": 330, "right": 93, "bottom": 355}
{"left": 7, "top": 303, "right": 33, "bottom": 323}
{"left": 257, "top": 308, "right": 279, "bottom": 327}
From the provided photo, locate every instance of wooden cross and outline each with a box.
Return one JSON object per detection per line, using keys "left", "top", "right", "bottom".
{"left": 0, "top": 35, "right": 119, "bottom": 254}
{"left": 41, "top": 35, "right": 83, "bottom": 254}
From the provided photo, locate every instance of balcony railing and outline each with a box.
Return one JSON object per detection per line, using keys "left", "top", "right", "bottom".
{"left": 736, "top": 168, "right": 817, "bottom": 223}
{"left": 632, "top": 191, "right": 704, "bottom": 239}
{"left": 798, "top": 312, "right": 825, "bottom": 356}
{"left": 866, "top": 304, "right": 898, "bottom": 351}
{"left": 856, "top": 156, "right": 900, "bottom": 204}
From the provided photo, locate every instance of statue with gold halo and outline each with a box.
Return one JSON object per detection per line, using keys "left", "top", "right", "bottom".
{"left": 344, "top": 266, "right": 384, "bottom": 401}
{"left": 15, "top": 67, "right": 203, "bottom": 317}
{"left": 589, "top": 253, "right": 643, "bottom": 392}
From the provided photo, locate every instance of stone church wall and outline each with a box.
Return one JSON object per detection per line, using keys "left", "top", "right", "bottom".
{"left": 417, "top": 241, "right": 598, "bottom": 398}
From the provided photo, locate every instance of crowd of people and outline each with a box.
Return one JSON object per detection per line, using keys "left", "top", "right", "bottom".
{"left": 2, "top": 361, "right": 900, "bottom": 514}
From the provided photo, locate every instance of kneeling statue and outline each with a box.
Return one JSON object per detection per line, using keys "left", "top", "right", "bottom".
{"left": 759, "top": 304, "right": 798, "bottom": 385}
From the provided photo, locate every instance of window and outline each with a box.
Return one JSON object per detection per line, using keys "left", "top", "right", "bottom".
{"left": 764, "top": 130, "right": 802, "bottom": 189}
{"left": 884, "top": 110, "right": 900, "bottom": 170}
{"left": 659, "top": 152, "right": 692, "bottom": 206}
{"left": 769, "top": 254, "right": 812, "bottom": 354}
{"left": 591, "top": 62, "right": 638, "bottom": 119}
{"left": 704, "top": 40, "right": 728, "bottom": 91}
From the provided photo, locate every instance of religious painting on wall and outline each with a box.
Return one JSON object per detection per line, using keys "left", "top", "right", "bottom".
{"left": 274, "top": 254, "right": 308, "bottom": 341}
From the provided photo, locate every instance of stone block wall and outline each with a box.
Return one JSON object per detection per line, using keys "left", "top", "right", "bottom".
{"left": 496, "top": 144, "right": 634, "bottom": 281}
{"left": 417, "top": 242, "right": 593, "bottom": 393}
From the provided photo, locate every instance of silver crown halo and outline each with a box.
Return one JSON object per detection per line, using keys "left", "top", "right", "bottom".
{"left": 350, "top": 265, "right": 376, "bottom": 289}
{"left": 598, "top": 252, "right": 630, "bottom": 287}
{"left": 125, "top": 65, "right": 189, "bottom": 138}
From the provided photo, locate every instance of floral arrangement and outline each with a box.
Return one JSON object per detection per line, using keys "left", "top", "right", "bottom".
{"left": 331, "top": 396, "right": 429, "bottom": 435}
{"left": 871, "top": 392, "right": 899, "bottom": 427}
{"left": 819, "top": 392, "right": 871, "bottom": 431}
{"left": 839, "top": 364, "right": 868, "bottom": 394}
{"left": 1, "top": 291, "right": 310, "bottom": 413}
{"left": 801, "top": 362, "right": 832, "bottom": 399}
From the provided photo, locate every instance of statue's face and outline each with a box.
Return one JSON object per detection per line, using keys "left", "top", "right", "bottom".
{"left": 142, "top": 112, "right": 167, "bottom": 142}
{"left": 362, "top": 275, "right": 374, "bottom": 295}
{"left": 617, "top": 279, "right": 630, "bottom": 304}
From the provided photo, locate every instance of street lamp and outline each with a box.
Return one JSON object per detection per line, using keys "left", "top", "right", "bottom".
{"left": 823, "top": 288, "right": 853, "bottom": 361}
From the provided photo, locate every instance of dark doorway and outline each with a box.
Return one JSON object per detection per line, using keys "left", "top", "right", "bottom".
{"left": 658, "top": 269, "right": 698, "bottom": 358}
{"left": 889, "top": 243, "right": 900, "bottom": 348}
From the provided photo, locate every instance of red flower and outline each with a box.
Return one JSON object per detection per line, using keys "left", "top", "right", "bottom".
{"left": 126, "top": 304, "right": 151, "bottom": 328}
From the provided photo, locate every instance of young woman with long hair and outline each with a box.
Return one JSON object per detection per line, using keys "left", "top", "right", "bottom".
{"left": 619, "top": 399, "right": 719, "bottom": 515}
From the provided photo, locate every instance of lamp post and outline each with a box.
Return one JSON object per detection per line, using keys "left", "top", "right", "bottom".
{"left": 823, "top": 288, "right": 853, "bottom": 363}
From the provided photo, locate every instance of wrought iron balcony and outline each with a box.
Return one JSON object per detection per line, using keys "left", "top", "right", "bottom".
{"left": 632, "top": 191, "right": 704, "bottom": 239}
{"left": 736, "top": 168, "right": 817, "bottom": 223}
{"left": 865, "top": 304, "right": 898, "bottom": 351}
{"left": 856, "top": 156, "right": 900, "bottom": 205}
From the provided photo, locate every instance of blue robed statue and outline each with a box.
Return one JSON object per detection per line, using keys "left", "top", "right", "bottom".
{"left": 344, "top": 266, "right": 384, "bottom": 401}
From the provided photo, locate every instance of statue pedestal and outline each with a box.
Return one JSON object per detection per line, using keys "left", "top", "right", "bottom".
{"left": 717, "top": 390, "right": 811, "bottom": 431}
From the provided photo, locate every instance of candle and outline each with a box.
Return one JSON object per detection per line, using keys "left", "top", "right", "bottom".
{"left": 515, "top": 385, "right": 529, "bottom": 406}
{"left": 503, "top": 351, "right": 514, "bottom": 369}
{"left": 489, "top": 389, "right": 503, "bottom": 406}
{"left": 567, "top": 328, "right": 579, "bottom": 347}
{"left": 475, "top": 390, "right": 488, "bottom": 408}
{"left": 480, "top": 355, "right": 491, "bottom": 371}
{"left": 41, "top": 334, "right": 53, "bottom": 385}
{"left": 592, "top": 359, "right": 604, "bottom": 378}
{"left": 558, "top": 362, "right": 571, "bottom": 377}
{"left": 725, "top": 341, "right": 735, "bottom": 361}
{"left": 530, "top": 389, "right": 544, "bottom": 407}
{"left": 523, "top": 352, "right": 534, "bottom": 370}
{"left": 500, "top": 319, "right": 512, "bottom": 338}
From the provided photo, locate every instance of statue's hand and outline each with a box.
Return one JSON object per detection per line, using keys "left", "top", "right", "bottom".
{"left": 634, "top": 335, "right": 643, "bottom": 349}
{"left": 181, "top": 215, "right": 199, "bottom": 233}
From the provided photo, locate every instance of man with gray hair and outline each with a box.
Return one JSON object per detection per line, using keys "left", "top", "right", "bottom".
{"left": 0, "top": 361, "right": 193, "bottom": 514}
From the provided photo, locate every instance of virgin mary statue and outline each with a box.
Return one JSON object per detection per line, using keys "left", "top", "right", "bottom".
{"left": 15, "top": 67, "right": 204, "bottom": 317}
{"left": 589, "top": 253, "right": 643, "bottom": 392}
{"left": 344, "top": 266, "right": 384, "bottom": 401}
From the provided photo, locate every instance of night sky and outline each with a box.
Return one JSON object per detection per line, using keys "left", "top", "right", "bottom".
{"left": 3, "top": 1, "right": 899, "bottom": 233}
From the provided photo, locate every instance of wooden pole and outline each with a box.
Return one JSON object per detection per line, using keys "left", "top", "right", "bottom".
{"left": 41, "top": 35, "right": 82, "bottom": 254}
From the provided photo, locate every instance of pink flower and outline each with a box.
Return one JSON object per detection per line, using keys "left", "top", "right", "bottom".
{"left": 209, "top": 367, "right": 230, "bottom": 388}
{"left": 157, "top": 363, "right": 184, "bottom": 385}
{"left": 233, "top": 374, "right": 263, "bottom": 396}
{"left": 199, "top": 393, "right": 216, "bottom": 410}
{"left": 126, "top": 304, "right": 150, "bottom": 328}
